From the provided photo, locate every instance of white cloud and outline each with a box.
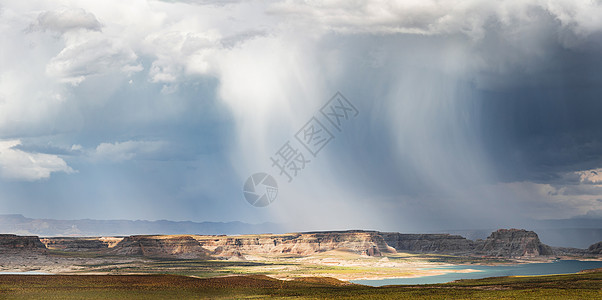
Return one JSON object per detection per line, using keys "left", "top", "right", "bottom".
{"left": 0, "top": 0, "right": 599, "bottom": 132}
{"left": 269, "top": 0, "right": 602, "bottom": 39}
{"left": 46, "top": 33, "right": 139, "bottom": 85}
{"left": 30, "top": 7, "right": 102, "bottom": 33}
{"left": 144, "top": 30, "right": 222, "bottom": 84}
{"left": 576, "top": 168, "right": 602, "bottom": 184}
{"left": 0, "top": 140, "right": 75, "bottom": 181}
{"left": 91, "top": 140, "right": 167, "bottom": 162}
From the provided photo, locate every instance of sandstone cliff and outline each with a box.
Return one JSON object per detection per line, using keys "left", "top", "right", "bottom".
{"left": 0, "top": 234, "right": 46, "bottom": 252}
{"left": 105, "top": 229, "right": 562, "bottom": 259}
{"left": 109, "top": 235, "right": 210, "bottom": 259}
{"left": 9, "top": 229, "right": 600, "bottom": 260}
{"left": 195, "top": 230, "right": 396, "bottom": 257}
{"left": 380, "top": 229, "right": 555, "bottom": 257}
{"left": 588, "top": 242, "right": 602, "bottom": 255}
{"left": 381, "top": 233, "right": 474, "bottom": 254}
{"left": 474, "top": 229, "right": 553, "bottom": 257}
{"left": 41, "top": 237, "right": 122, "bottom": 251}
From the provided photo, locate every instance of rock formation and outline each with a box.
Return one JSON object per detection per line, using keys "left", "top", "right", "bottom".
{"left": 381, "top": 233, "right": 475, "bottom": 254}
{"left": 474, "top": 229, "right": 553, "bottom": 257}
{"left": 0, "top": 234, "right": 46, "bottom": 252}
{"left": 588, "top": 242, "right": 602, "bottom": 255}
{"left": 4, "top": 229, "right": 600, "bottom": 260}
{"left": 195, "top": 230, "right": 396, "bottom": 257}
{"left": 109, "top": 235, "right": 210, "bottom": 259}
{"left": 381, "top": 229, "right": 555, "bottom": 257}
{"left": 106, "top": 229, "right": 560, "bottom": 259}
{"left": 41, "top": 237, "right": 122, "bottom": 251}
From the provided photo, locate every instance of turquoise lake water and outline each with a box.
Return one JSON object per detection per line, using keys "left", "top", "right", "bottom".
{"left": 351, "top": 260, "right": 602, "bottom": 286}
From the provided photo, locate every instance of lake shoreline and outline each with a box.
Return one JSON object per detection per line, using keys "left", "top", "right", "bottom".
{"left": 350, "top": 259, "right": 602, "bottom": 286}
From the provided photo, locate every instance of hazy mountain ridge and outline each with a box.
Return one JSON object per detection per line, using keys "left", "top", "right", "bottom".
{"left": 0, "top": 214, "right": 283, "bottom": 236}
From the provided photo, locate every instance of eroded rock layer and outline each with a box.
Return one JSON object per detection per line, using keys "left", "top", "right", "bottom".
{"left": 5, "top": 229, "right": 601, "bottom": 259}
{"left": 475, "top": 229, "right": 554, "bottom": 257}
{"left": 41, "top": 237, "right": 122, "bottom": 251}
{"left": 381, "top": 233, "right": 475, "bottom": 254}
{"left": 0, "top": 234, "right": 46, "bottom": 251}
{"left": 109, "top": 235, "right": 210, "bottom": 259}
{"left": 195, "top": 231, "right": 396, "bottom": 257}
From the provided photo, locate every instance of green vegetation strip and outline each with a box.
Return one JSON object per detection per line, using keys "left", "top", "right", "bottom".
{"left": 0, "top": 269, "right": 601, "bottom": 299}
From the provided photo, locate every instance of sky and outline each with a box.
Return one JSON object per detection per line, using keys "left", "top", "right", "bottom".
{"left": 1, "top": 0, "right": 602, "bottom": 232}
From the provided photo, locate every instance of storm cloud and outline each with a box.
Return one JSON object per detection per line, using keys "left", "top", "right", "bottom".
{"left": 0, "top": 0, "right": 601, "bottom": 231}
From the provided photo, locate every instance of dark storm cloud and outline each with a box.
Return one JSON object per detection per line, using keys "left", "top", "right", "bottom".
{"left": 480, "top": 84, "right": 602, "bottom": 183}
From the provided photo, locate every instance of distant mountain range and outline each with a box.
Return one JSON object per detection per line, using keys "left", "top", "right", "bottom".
{"left": 0, "top": 214, "right": 285, "bottom": 237}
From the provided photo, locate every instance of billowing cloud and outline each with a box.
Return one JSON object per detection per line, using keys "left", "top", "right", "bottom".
{"left": 145, "top": 31, "right": 221, "bottom": 84}
{"left": 576, "top": 168, "right": 602, "bottom": 184}
{"left": 46, "top": 34, "right": 139, "bottom": 85}
{"left": 270, "top": 0, "right": 602, "bottom": 39}
{"left": 0, "top": 140, "right": 74, "bottom": 181}
{"left": 30, "top": 8, "right": 102, "bottom": 33}
{"left": 267, "top": 0, "right": 602, "bottom": 91}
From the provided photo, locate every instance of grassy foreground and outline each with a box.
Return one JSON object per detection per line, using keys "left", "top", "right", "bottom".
{"left": 1, "top": 270, "right": 601, "bottom": 299}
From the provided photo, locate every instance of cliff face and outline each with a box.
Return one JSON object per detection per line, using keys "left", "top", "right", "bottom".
{"left": 475, "top": 229, "right": 553, "bottom": 257}
{"left": 33, "top": 232, "right": 398, "bottom": 258}
{"left": 106, "top": 229, "right": 557, "bottom": 259}
{"left": 381, "top": 233, "right": 474, "bottom": 254}
{"left": 196, "top": 231, "right": 396, "bottom": 257}
{"left": 588, "top": 242, "right": 602, "bottom": 255}
{"left": 6, "top": 229, "right": 596, "bottom": 259}
{"left": 381, "top": 229, "right": 558, "bottom": 258}
{"left": 0, "top": 234, "right": 46, "bottom": 251}
{"left": 41, "top": 237, "right": 122, "bottom": 251}
{"left": 110, "top": 235, "right": 210, "bottom": 259}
